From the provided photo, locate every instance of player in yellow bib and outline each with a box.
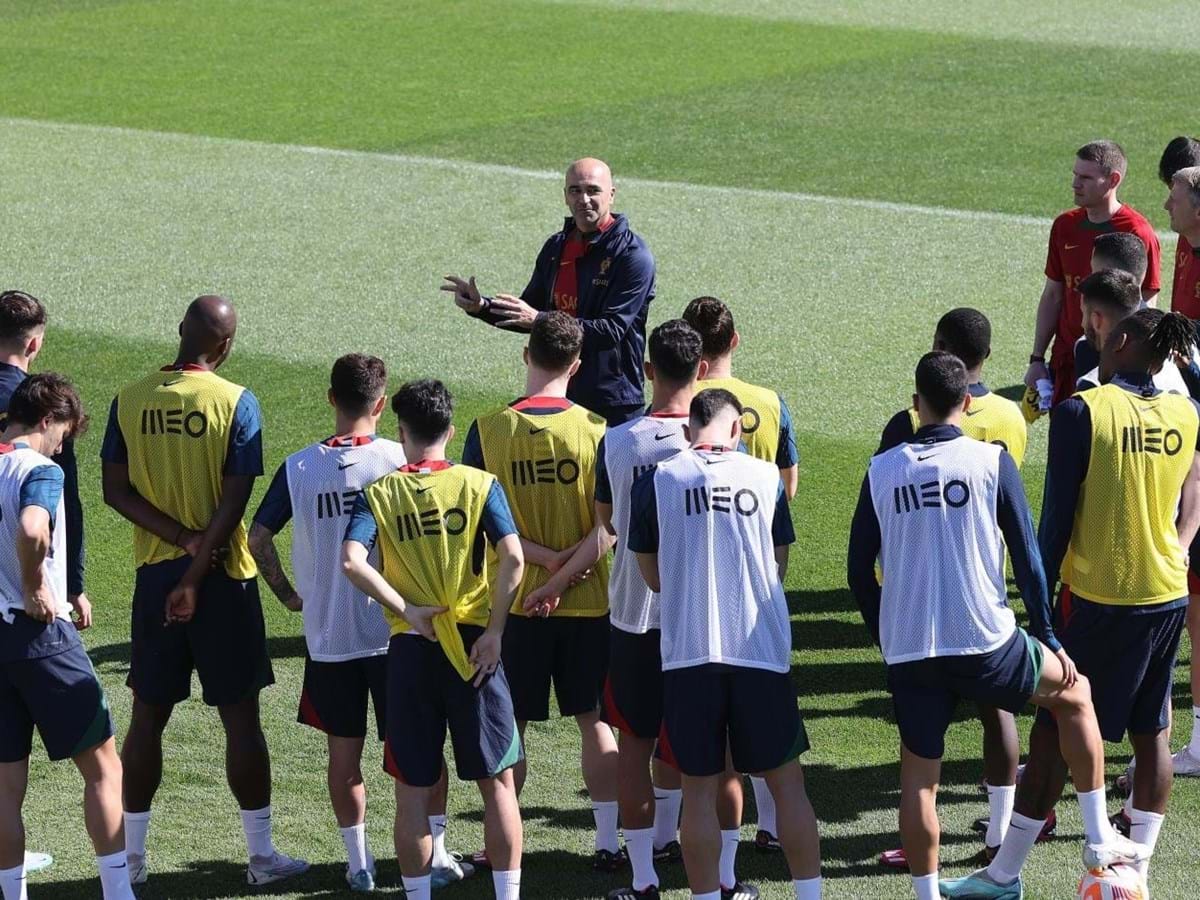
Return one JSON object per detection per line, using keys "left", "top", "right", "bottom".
{"left": 1016, "top": 309, "right": 1200, "bottom": 883}
{"left": 461, "top": 312, "right": 623, "bottom": 870}
{"left": 341, "top": 379, "right": 526, "bottom": 900}
{"left": 100, "top": 296, "right": 307, "bottom": 888}
{"left": 875, "top": 308, "right": 1034, "bottom": 869}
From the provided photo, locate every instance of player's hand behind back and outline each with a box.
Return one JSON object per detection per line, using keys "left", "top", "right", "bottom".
{"left": 165, "top": 583, "right": 198, "bottom": 625}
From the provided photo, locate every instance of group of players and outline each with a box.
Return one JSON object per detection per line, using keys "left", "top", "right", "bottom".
{"left": 4, "top": 134, "right": 1200, "bottom": 900}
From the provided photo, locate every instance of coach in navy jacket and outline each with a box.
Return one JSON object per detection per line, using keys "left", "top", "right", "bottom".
{"left": 443, "top": 158, "right": 655, "bottom": 425}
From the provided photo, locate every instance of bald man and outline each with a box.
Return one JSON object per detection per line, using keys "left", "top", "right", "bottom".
{"left": 101, "top": 296, "right": 309, "bottom": 888}
{"left": 443, "top": 158, "right": 656, "bottom": 425}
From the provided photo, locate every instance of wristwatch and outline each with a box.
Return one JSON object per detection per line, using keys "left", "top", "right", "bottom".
{"left": 1029, "top": 355, "right": 1045, "bottom": 364}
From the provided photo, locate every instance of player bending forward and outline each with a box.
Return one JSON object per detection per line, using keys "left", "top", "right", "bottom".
{"left": 630, "top": 388, "right": 822, "bottom": 900}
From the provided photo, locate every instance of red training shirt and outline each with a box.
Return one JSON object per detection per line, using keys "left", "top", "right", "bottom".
{"left": 1171, "top": 235, "right": 1200, "bottom": 320}
{"left": 552, "top": 213, "right": 615, "bottom": 316}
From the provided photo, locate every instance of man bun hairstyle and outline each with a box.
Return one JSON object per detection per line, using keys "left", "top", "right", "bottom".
{"left": 690, "top": 388, "right": 743, "bottom": 429}
{"left": 1077, "top": 140, "right": 1128, "bottom": 178}
{"left": 7, "top": 373, "right": 88, "bottom": 438}
{"left": 1079, "top": 269, "right": 1141, "bottom": 319}
{"left": 330, "top": 353, "right": 387, "bottom": 416}
{"left": 915, "top": 351, "right": 968, "bottom": 419}
{"left": 528, "top": 311, "right": 584, "bottom": 373}
{"left": 1159, "top": 136, "right": 1200, "bottom": 185}
{"left": 681, "top": 296, "right": 736, "bottom": 359}
{"left": 934, "top": 308, "right": 991, "bottom": 370}
{"left": 648, "top": 319, "right": 703, "bottom": 384}
{"left": 391, "top": 378, "right": 453, "bottom": 444}
{"left": 1092, "top": 233, "right": 1148, "bottom": 284}
{"left": 0, "top": 291, "right": 47, "bottom": 344}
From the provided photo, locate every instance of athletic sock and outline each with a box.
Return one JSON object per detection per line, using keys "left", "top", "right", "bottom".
{"left": 0, "top": 863, "right": 27, "bottom": 900}
{"left": 340, "top": 823, "right": 368, "bottom": 874}
{"left": 240, "top": 805, "right": 276, "bottom": 860}
{"left": 429, "top": 815, "right": 451, "bottom": 869}
{"left": 96, "top": 850, "right": 135, "bottom": 900}
{"left": 719, "top": 829, "right": 740, "bottom": 889}
{"left": 911, "top": 873, "right": 938, "bottom": 900}
{"left": 401, "top": 874, "right": 431, "bottom": 900}
{"left": 987, "top": 811, "right": 1045, "bottom": 885}
{"left": 1077, "top": 788, "right": 1115, "bottom": 845}
{"left": 692, "top": 893, "right": 721, "bottom": 900}
{"left": 592, "top": 800, "right": 620, "bottom": 854}
{"left": 794, "top": 875, "right": 823, "bottom": 899}
{"left": 492, "top": 868, "right": 521, "bottom": 900}
{"left": 1191, "top": 706, "right": 1200, "bottom": 751}
{"left": 750, "top": 775, "right": 776, "bottom": 836}
{"left": 123, "top": 810, "right": 150, "bottom": 861}
{"left": 985, "top": 783, "right": 1016, "bottom": 847}
{"left": 653, "top": 788, "right": 682, "bottom": 848}
{"left": 1128, "top": 807, "right": 1164, "bottom": 878}
{"left": 624, "top": 827, "right": 658, "bottom": 890}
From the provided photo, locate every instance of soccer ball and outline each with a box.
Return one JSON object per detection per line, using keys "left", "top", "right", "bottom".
{"left": 1077, "top": 864, "right": 1148, "bottom": 899}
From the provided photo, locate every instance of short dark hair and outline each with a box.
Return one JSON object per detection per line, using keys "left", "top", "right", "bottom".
{"left": 330, "top": 354, "right": 387, "bottom": 416}
{"left": 1077, "top": 140, "right": 1127, "bottom": 177}
{"left": 390, "top": 379, "right": 453, "bottom": 444}
{"left": 681, "top": 296, "right": 735, "bottom": 358}
{"left": 915, "top": 351, "right": 968, "bottom": 418}
{"left": 0, "top": 291, "right": 47, "bottom": 344}
{"left": 7, "top": 373, "right": 88, "bottom": 438}
{"left": 528, "top": 311, "right": 583, "bottom": 372}
{"left": 1159, "top": 136, "right": 1200, "bottom": 185}
{"left": 690, "top": 388, "right": 743, "bottom": 429}
{"left": 648, "top": 319, "right": 703, "bottom": 384}
{"left": 1110, "top": 308, "right": 1197, "bottom": 373}
{"left": 1079, "top": 269, "right": 1141, "bottom": 318}
{"left": 1092, "top": 233, "right": 1148, "bottom": 283}
{"left": 934, "top": 308, "right": 991, "bottom": 370}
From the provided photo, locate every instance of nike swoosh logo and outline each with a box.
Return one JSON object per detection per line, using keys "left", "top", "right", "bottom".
{"left": 965, "top": 409, "right": 982, "bottom": 416}
{"left": 162, "top": 379, "right": 182, "bottom": 386}
{"left": 917, "top": 454, "right": 936, "bottom": 461}
{"left": 529, "top": 427, "right": 547, "bottom": 435}
{"left": 704, "top": 458, "right": 728, "bottom": 465}
{"left": 337, "top": 461, "right": 358, "bottom": 470}
{"left": 415, "top": 485, "right": 432, "bottom": 494}
{"left": 1065, "top": 243, "right": 1080, "bottom": 250}
{"left": 653, "top": 432, "right": 674, "bottom": 441}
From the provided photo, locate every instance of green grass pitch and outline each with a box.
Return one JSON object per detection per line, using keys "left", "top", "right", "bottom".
{"left": 0, "top": 1, "right": 1195, "bottom": 897}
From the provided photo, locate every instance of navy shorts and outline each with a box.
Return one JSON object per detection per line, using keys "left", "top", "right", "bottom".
{"left": 602, "top": 627, "right": 663, "bottom": 739}
{"left": 0, "top": 615, "right": 114, "bottom": 762}
{"left": 299, "top": 654, "right": 387, "bottom": 740}
{"left": 1035, "top": 593, "right": 1186, "bottom": 743}
{"left": 503, "top": 613, "right": 609, "bottom": 722}
{"left": 384, "top": 626, "right": 522, "bottom": 787}
{"left": 661, "top": 664, "right": 809, "bottom": 777}
{"left": 129, "top": 557, "right": 275, "bottom": 707}
{"left": 889, "top": 628, "right": 1042, "bottom": 760}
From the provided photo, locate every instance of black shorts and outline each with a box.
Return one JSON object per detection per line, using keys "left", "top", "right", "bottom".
{"left": 383, "top": 626, "right": 522, "bottom": 787}
{"left": 602, "top": 627, "right": 663, "bottom": 739}
{"left": 1035, "top": 593, "right": 1186, "bottom": 742}
{"left": 889, "top": 628, "right": 1042, "bottom": 760}
{"left": 0, "top": 616, "right": 114, "bottom": 762}
{"left": 129, "top": 557, "right": 275, "bottom": 707}
{"left": 299, "top": 654, "right": 387, "bottom": 740}
{"left": 503, "top": 613, "right": 609, "bottom": 721}
{"left": 660, "top": 664, "right": 809, "bottom": 777}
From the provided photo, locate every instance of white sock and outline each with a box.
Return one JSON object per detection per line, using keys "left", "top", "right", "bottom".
{"left": 492, "top": 868, "right": 521, "bottom": 900}
{"left": 985, "top": 783, "right": 1016, "bottom": 847}
{"left": 624, "top": 826, "right": 658, "bottom": 890}
{"left": 719, "top": 828, "right": 740, "bottom": 889}
{"left": 987, "top": 811, "right": 1045, "bottom": 884}
{"left": 750, "top": 776, "right": 776, "bottom": 836}
{"left": 911, "top": 873, "right": 938, "bottom": 900}
{"left": 794, "top": 875, "right": 823, "bottom": 899}
{"left": 0, "top": 863, "right": 26, "bottom": 900}
{"left": 1129, "top": 807, "right": 1164, "bottom": 878}
{"left": 592, "top": 800, "right": 620, "bottom": 854}
{"left": 653, "top": 788, "right": 682, "bottom": 848}
{"left": 1124, "top": 792, "right": 1133, "bottom": 819}
{"left": 1076, "top": 788, "right": 1115, "bottom": 845}
{"left": 123, "top": 810, "right": 150, "bottom": 860}
{"left": 340, "top": 823, "right": 368, "bottom": 874}
{"left": 240, "top": 805, "right": 276, "bottom": 860}
{"left": 692, "top": 893, "right": 721, "bottom": 900}
{"left": 1190, "top": 706, "right": 1200, "bottom": 751}
{"left": 429, "top": 815, "right": 450, "bottom": 868}
{"left": 402, "top": 874, "right": 431, "bottom": 900}
{"left": 97, "top": 850, "right": 135, "bottom": 900}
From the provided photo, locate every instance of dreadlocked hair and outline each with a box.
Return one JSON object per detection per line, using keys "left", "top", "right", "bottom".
{"left": 1120, "top": 308, "right": 1197, "bottom": 369}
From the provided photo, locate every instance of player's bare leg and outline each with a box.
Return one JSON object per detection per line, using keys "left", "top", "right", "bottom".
{"left": 609, "top": 732, "right": 662, "bottom": 896}
{"left": 478, "top": 769, "right": 522, "bottom": 899}
{"left": 327, "top": 736, "right": 367, "bottom": 828}
{"left": 577, "top": 711, "right": 620, "bottom": 862}
{"left": 1126, "top": 729, "right": 1172, "bottom": 875}
{"left": 898, "top": 746, "right": 940, "bottom": 898}
{"left": 679, "top": 772, "right": 722, "bottom": 895}
{"left": 395, "top": 782, "right": 435, "bottom": 876}
{"left": 120, "top": 697, "right": 173, "bottom": 814}
{"left": 511, "top": 721, "right": 528, "bottom": 795}
{"left": 978, "top": 705, "right": 1019, "bottom": 850}
{"left": 217, "top": 694, "right": 271, "bottom": 810}
{"left": 715, "top": 753, "right": 746, "bottom": 893}
{"left": 651, "top": 755, "right": 682, "bottom": 853}
{"left": 75, "top": 738, "right": 125, "bottom": 857}
{"left": 0, "top": 758, "right": 28, "bottom": 869}
{"left": 762, "top": 760, "right": 821, "bottom": 895}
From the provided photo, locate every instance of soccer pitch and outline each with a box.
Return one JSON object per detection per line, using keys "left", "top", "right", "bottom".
{"left": 0, "top": 1, "right": 1195, "bottom": 897}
